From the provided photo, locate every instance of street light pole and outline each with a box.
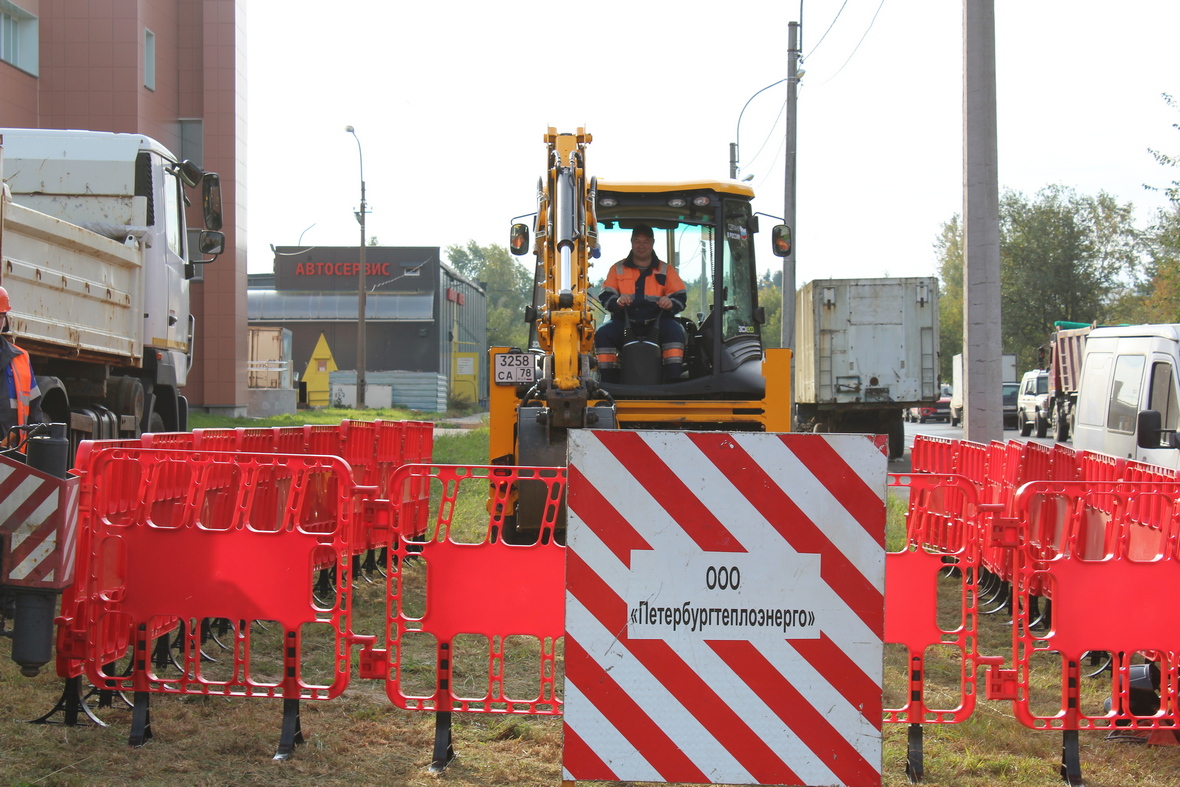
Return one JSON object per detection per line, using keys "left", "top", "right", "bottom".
{"left": 346, "top": 125, "right": 367, "bottom": 409}
{"left": 730, "top": 77, "right": 788, "bottom": 180}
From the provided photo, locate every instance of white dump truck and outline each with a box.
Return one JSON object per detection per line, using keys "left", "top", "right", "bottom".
{"left": 795, "top": 277, "right": 940, "bottom": 459}
{"left": 0, "top": 128, "right": 223, "bottom": 444}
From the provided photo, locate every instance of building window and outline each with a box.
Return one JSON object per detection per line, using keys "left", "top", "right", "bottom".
{"left": 0, "top": 1, "right": 38, "bottom": 77}
{"left": 144, "top": 28, "right": 156, "bottom": 90}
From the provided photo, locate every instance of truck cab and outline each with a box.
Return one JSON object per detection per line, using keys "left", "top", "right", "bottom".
{"left": 1073, "top": 324, "right": 1180, "bottom": 469}
{"left": 1, "top": 128, "right": 222, "bottom": 439}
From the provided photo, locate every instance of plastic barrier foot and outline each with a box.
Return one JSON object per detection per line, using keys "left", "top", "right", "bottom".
{"left": 905, "top": 723, "right": 924, "bottom": 783}
{"left": 28, "top": 677, "right": 108, "bottom": 727}
{"left": 273, "top": 698, "right": 304, "bottom": 760}
{"left": 429, "top": 711, "right": 455, "bottom": 773}
{"left": 1059, "top": 730, "right": 1083, "bottom": 786}
{"left": 128, "top": 692, "right": 152, "bottom": 747}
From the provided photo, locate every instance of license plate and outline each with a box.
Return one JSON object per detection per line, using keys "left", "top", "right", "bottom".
{"left": 494, "top": 352, "right": 536, "bottom": 385}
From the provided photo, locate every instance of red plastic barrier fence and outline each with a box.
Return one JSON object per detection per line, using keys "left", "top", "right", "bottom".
{"left": 885, "top": 473, "right": 996, "bottom": 725}
{"left": 55, "top": 420, "right": 434, "bottom": 682}
{"left": 69, "top": 446, "right": 362, "bottom": 700}
{"left": 363, "top": 463, "right": 567, "bottom": 716}
{"left": 1009, "top": 480, "right": 1180, "bottom": 733}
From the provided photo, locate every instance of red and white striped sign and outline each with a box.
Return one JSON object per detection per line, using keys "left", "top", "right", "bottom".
{"left": 0, "top": 458, "right": 79, "bottom": 590}
{"left": 563, "top": 430, "right": 886, "bottom": 787}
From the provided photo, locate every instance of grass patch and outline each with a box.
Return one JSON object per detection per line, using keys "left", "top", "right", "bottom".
{"left": 188, "top": 407, "right": 437, "bottom": 430}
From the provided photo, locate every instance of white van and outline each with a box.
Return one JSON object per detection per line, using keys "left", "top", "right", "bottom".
{"left": 1073, "top": 324, "right": 1180, "bottom": 469}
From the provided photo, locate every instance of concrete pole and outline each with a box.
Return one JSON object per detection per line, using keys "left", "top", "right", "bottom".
{"left": 963, "top": 0, "right": 1002, "bottom": 441}
{"left": 357, "top": 178, "right": 367, "bottom": 409}
{"left": 346, "top": 126, "right": 368, "bottom": 409}
{"left": 781, "top": 20, "right": 799, "bottom": 355}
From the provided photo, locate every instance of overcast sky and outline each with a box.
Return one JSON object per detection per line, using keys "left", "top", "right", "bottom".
{"left": 244, "top": 1, "right": 1179, "bottom": 286}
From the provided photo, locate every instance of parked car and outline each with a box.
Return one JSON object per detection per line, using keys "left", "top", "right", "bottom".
{"left": 906, "top": 388, "right": 952, "bottom": 423}
{"left": 1003, "top": 381, "right": 1019, "bottom": 429}
{"left": 1017, "top": 369, "right": 1051, "bottom": 437}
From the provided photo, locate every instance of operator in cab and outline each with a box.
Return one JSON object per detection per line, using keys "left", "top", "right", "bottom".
{"left": 594, "top": 224, "right": 688, "bottom": 383}
{"left": 0, "top": 287, "right": 42, "bottom": 445}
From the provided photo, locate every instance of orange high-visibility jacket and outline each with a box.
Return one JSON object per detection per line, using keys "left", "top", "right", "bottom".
{"left": 598, "top": 258, "right": 687, "bottom": 322}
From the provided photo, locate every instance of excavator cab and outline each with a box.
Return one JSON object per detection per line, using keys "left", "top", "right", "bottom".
{"left": 588, "top": 181, "right": 768, "bottom": 401}
{"left": 493, "top": 132, "right": 793, "bottom": 543}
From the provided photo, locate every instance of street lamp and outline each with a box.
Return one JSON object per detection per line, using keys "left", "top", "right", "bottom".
{"left": 730, "top": 77, "right": 787, "bottom": 179}
{"left": 345, "top": 125, "right": 367, "bottom": 409}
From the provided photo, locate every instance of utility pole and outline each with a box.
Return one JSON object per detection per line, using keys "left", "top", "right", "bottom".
{"left": 782, "top": 20, "right": 800, "bottom": 355}
{"left": 346, "top": 125, "right": 368, "bottom": 409}
{"left": 963, "top": 0, "right": 1002, "bottom": 441}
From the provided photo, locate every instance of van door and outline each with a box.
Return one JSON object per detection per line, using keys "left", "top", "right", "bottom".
{"left": 1104, "top": 351, "right": 1146, "bottom": 458}
{"left": 1135, "top": 357, "right": 1180, "bottom": 469}
{"left": 1074, "top": 349, "right": 1113, "bottom": 452}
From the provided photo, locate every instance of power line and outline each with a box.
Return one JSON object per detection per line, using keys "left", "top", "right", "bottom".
{"left": 805, "top": 0, "right": 848, "bottom": 60}
{"left": 817, "top": 0, "right": 886, "bottom": 86}
{"left": 745, "top": 100, "right": 788, "bottom": 171}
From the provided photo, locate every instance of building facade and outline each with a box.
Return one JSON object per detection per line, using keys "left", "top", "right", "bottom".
{"left": 0, "top": 0, "right": 248, "bottom": 415}
{"left": 249, "top": 246, "right": 488, "bottom": 411}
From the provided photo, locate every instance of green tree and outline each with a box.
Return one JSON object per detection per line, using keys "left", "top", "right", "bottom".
{"left": 446, "top": 241, "right": 532, "bottom": 351}
{"left": 1137, "top": 205, "right": 1180, "bottom": 321}
{"left": 935, "top": 187, "right": 1141, "bottom": 375}
{"left": 1147, "top": 93, "right": 1180, "bottom": 203}
{"left": 934, "top": 215, "right": 964, "bottom": 380}
{"left": 758, "top": 269, "right": 783, "bottom": 349}
{"left": 1133, "top": 94, "right": 1180, "bottom": 320}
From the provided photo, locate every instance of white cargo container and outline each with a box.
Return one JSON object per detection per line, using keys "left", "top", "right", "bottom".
{"left": 795, "top": 277, "right": 939, "bottom": 458}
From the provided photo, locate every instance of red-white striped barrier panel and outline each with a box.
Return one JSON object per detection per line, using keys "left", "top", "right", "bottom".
{"left": 563, "top": 430, "right": 887, "bottom": 787}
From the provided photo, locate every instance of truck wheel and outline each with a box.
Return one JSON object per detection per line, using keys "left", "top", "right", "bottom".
{"left": 1019, "top": 411, "right": 1033, "bottom": 437}
{"left": 1054, "top": 410, "right": 1070, "bottom": 442}
{"left": 1034, "top": 411, "right": 1048, "bottom": 438}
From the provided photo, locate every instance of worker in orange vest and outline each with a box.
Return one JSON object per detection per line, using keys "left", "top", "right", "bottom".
{"left": 594, "top": 224, "right": 687, "bottom": 383}
{"left": 0, "top": 287, "right": 42, "bottom": 445}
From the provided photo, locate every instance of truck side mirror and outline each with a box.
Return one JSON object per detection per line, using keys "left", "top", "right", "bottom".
{"left": 178, "top": 159, "right": 204, "bottom": 188}
{"left": 771, "top": 225, "right": 792, "bottom": 257}
{"left": 202, "top": 173, "right": 223, "bottom": 231}
{"left": 198, "top": 230, "right": 225, "bottom": 257}
{"left": 1136, "top": 409, "right": 1177, "bottom": 449}
{"left": 510, "top": 223, "right": 530, "bottom": 256}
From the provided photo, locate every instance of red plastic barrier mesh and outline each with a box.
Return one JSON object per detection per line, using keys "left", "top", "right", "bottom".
{"left": 953, "top": 440, "right": 990, "bottom": 484}
{"left": 1011, "top": 480, "right": 1180, "bottom": 732}
{"left": 885, "top": 473, "right": 992, "bottom": 725}
{"left": 140, "top": 432, "right": 195, "bottom": 450}
{"left": 1049, "top": 443, "right": 1080, "bottom": 482}
{"left": 911, "top": 435, "right": 956, "bottom": 474}
{"left": 190, "top": 428, "right": 238, "bottom": 452}
{"left": 69, "top": 447, "right": 358, "bottom": 700}
{"left": 1122, "top": 462, "right": 1179, "bottom": 561}
{"left": 378, "top": 464, "right": 566, "bottom": 716}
